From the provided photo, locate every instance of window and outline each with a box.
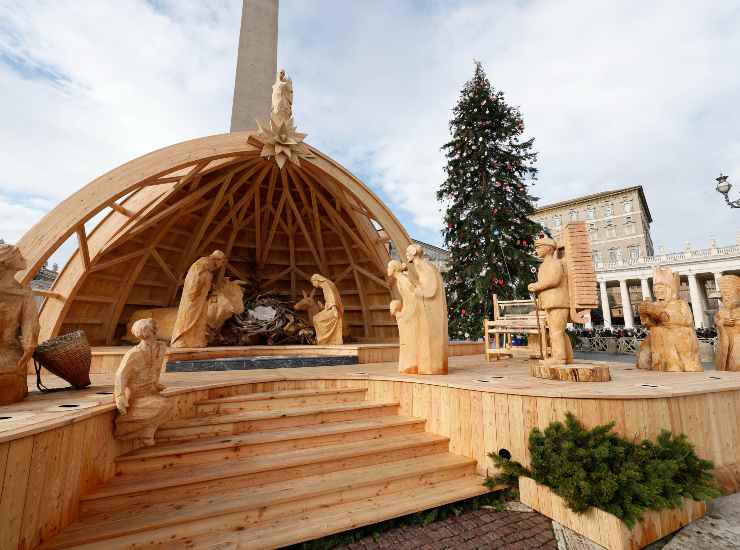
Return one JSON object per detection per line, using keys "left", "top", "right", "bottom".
{"left": 608, "top": 248, "right": 619, "bottom": 263}
{"left": 553, "top": 215, "right": 561, "bottom": 228}
{"left": 628, "top": 246, "right": 640, "bottom": 261}
{"left": 623, "top": 216, "right": 636, "bottom": 235}
{"left": 605, "top": 222, "right": 617, "bottom": 238}
{"left": 569, "top": 210, "right": 578, "bottom": 222}
{"left": 586, "top": 206, "right": 595, "bottom": 220}
{"left": 604, "top": 203, "right": 614, "bottom": 216}
{"left": 624, "top": 200, "right": 633, "bottom": 213}
{"left": 587, "top": 222, "right": 597, "bottom": 234}
{"left": 592, "top": 251, "right": 601, "bottom": 264}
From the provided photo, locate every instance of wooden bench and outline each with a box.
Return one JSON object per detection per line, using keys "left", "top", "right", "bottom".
{"left": 484, "top": 295, "right": 548, "bottom": 361}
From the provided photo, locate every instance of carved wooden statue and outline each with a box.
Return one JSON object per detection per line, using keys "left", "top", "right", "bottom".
{"left": 715, "top": 274, "right": 740, "bottom": 371}
{"left": 114, "top": 318, "right": 171, "bottom": 446}
{"left": 561, "top": 222, "right": 599, "bottom": 324}
{"left": 256, "top": 69, "right": 311, "bottom": 169}
{"left": 310, "top": 274, "right": 344, "bottom": 345}
{"left": 0, "top": 245, "right": 39, "bottom": 405}
{"left": 405, "top": 244, "right": 449, "bottom": 375}
{"left": 271, "top": 69, "right": 294, "bottom": 125}
{"left": 171, "top": 250, "right": 227, "bottom": 348}
{"left": 637, "top": 266, "right": 702, "bottom": 372}
{"left": 528, "top": 236, "right": 573, "bottom": 365}
{"left": 127, "top": 277, "right": 245, "bottom": 345}
{"left": 388, "top": 260, "right": 419, "bottom": 374}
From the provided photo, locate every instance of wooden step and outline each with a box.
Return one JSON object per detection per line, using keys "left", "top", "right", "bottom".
{"left": 116, "top": 416, "right": 426, "bottom": 475}
{"left": 81, "top": 432, "right": 450, "bottom": 515}
{"left": 182, "top": 476, "right": 490, "bottom": 550}
{"left": 195, "top": 388, "right": 367, "bottom": 414}
{"left": 156, "top": 400, "right": 400, "bottom": 442}
{"left": 41, "top": 455, "right": 477, "bottom": 549}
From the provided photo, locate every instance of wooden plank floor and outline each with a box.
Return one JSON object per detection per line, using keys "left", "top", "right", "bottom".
{"left": 38, "top": 387, "right": 489, "bottom": 549}
{"left": 4, "top": 354, "right": 740, "bottom": 444}
{"left": 4, "top": 354, "right": 740, "bottom": 547}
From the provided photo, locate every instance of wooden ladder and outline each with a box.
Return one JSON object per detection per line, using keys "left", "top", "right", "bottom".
{"left": 40, "top": 387, "right": 490, "bottom": 549}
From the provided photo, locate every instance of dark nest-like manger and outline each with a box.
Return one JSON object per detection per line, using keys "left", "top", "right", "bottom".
{"left": 214, "top": 291, "right": 316, "bottom": 346}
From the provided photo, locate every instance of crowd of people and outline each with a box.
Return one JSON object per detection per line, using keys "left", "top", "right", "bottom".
{"left": 571, "top": 326, "right": 717, "bottom": 340}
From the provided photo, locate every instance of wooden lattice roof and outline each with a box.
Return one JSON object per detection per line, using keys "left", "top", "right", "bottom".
{"left": 17, "top": 133, "right": 411, "bottom": 345}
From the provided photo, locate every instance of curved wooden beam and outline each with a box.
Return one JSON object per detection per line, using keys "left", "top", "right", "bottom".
{"left": 19, "top": 132, "right": 410, "bottom": 342}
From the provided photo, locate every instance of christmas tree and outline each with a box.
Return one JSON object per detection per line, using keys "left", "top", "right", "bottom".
{"left": 438, "top": 62, "right": 542, "bottom": 339}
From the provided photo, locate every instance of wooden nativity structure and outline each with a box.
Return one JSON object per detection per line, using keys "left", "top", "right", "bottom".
{"left": 16, "top": 133, "right": 411, "bottom": 346}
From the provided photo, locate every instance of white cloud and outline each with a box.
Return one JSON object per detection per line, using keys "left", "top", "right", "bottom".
{"left": 1, "top": 0, "right": 738, "bottom": 263}
{"left": 0, "top": 196, "right": 46, "bottom": 242}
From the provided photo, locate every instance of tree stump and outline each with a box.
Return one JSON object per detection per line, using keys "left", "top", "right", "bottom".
{"left": 530, "top": 363, "right": 611, "bottom": 382}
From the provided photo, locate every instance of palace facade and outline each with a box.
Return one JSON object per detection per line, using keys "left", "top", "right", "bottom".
{"left": 595, "top": 237, "right": 740, "bottom": 329}
{"left": 532, "top": 186, "right": 740, "bottom": 329}
{"left": 531, "top": 186, "right": 654, "bottom": 265}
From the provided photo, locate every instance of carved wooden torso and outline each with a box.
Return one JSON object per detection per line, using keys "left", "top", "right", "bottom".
{"left": 0, "top": 290, "right": 28, "bottom": 348}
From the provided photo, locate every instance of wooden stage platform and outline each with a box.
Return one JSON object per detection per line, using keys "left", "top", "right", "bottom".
{"left": 88, "top": 340, "right": 485, "bottom": 374}
{"left": 3, "top": 354, "right": 740, "bottom": 548}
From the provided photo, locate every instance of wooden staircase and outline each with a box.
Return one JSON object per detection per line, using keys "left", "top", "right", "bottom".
{"left": 41, "top": 387, "right": 489, "bottom": 550}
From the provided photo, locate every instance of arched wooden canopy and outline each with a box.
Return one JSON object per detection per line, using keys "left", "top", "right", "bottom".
{"left": 17, "top": 132, "right": 411, "bottom": 345}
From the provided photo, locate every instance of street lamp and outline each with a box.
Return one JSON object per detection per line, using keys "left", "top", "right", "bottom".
{"left": 715, "top": 173, "right": 740, "bottom": 208}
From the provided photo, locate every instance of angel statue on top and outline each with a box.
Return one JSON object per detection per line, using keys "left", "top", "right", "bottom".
{"left": 271, "top": 69, "right": 294, "bottom": 125}
{"left": 255, "top": 69, "right": 311, "bottom": 169}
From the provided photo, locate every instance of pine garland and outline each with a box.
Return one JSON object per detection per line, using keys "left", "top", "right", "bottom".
{"left": 438, "top": 61, "right": 544, "bottom": 339}
{"left": 484, "top": 412, "right": 719, "bottom": 528}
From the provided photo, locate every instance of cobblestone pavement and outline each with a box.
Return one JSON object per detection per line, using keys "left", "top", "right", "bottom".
{"left": 663, "top": 493, "right": 740, "bottom": 550}
{"left": 338, "top": 508, "right": 558, "bottom": 550}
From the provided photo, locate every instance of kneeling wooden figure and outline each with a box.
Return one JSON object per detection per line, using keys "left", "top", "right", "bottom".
{"left": 114, "top": 318, "right": 171, "bottom": 446}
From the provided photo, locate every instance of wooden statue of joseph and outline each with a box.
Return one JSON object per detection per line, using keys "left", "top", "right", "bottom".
{"left": 406, "top": 244, "right": 449, "bottom": 375}
{"left": 171, "top": 250, "right": 227, "bottom": 348}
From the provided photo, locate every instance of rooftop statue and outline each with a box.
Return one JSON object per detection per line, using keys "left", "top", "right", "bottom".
{"left": 271, "top": 69, "right": 293, "bottom": 125}
{"left": 255, "top": 69, "right": 312, "bottom": 169}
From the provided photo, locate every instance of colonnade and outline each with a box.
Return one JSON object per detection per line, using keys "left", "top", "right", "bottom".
{"left": 598, "top": 271, "right": 720, "bottom": 329}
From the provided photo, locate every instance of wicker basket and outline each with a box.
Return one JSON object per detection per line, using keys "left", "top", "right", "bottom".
{"left": 33, "top": 330, "right": 92, "bottom": 389}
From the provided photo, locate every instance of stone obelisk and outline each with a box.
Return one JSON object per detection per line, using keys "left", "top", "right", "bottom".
{"left": 230, "top": 0, "right": 279, "bottom": 132}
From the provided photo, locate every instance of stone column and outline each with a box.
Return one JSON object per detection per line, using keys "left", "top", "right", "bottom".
{"left": 599, "top": 280, "right": 612, "bottom": 329}
{"left": 687, "top": 273, "right": 706, "bottom": 329}
{"left": 230, "top": 0, "right": 279, "bottom": 132}
{"left": 714, "top": 272, "right": 724, "bottom": 305}
{"left": 619, "top": 279, "right": 634, "bottom": 329}
{"left": 640, "top": 277, "right": 652, "bottom": 302}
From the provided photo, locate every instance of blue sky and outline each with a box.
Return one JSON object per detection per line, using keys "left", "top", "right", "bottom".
{"left": 1, "top": 0, "right": 739, "bottom": 265}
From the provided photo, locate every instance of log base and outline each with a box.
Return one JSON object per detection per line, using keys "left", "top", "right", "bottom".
{"left": 530, "top": 363, "right": 612, "bottom": 382}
